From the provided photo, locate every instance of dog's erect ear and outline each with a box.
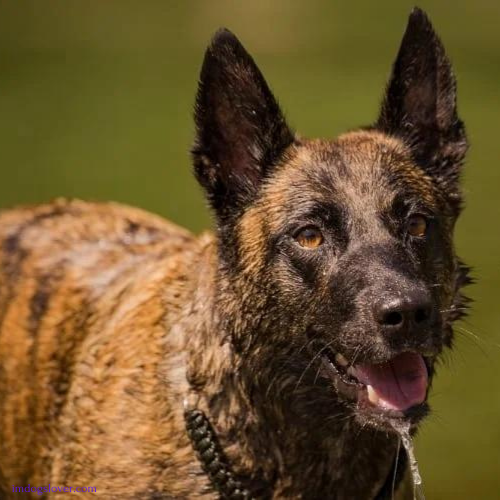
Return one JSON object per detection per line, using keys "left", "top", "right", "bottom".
{"left": 377, "top": 8, "right": 467, "bottom": 201}
{"left": 192, "top": 29, "right": 294, "bottom": 217}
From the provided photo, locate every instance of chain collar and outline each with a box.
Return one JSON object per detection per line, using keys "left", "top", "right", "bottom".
{"left": 184, "top": 408, "right": 255, "bottom": 500}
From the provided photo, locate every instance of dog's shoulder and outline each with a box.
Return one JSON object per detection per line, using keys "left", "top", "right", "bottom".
{"left": 0, "top": 199, "right": 211, "bottom": 492}
{"left": 0, "top": 197, "right": 203, "bottom": 355}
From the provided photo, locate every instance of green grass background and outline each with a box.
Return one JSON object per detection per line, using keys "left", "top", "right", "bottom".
{"left": 1, "top": 1, "right": 499, "bottom": 497}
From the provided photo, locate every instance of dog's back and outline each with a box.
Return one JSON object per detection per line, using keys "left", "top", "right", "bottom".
{"left": 0, "top": 199, "right": 203, "bottom": 496}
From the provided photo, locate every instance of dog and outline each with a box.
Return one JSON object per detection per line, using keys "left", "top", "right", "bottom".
{"left": 0, "top": 7, "right": 470, "bottom": 499}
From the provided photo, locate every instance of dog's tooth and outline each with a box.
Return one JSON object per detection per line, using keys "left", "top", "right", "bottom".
{"left": 335, "top": 353, "right": 349, "bottom": 367}
{"left": 367, "top": 385, "right": 380, "bottom": 406}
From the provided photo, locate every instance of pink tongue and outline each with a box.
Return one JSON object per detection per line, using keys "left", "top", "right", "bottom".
{"left": 354, "top": 352, "right": 428, "bottom": 411}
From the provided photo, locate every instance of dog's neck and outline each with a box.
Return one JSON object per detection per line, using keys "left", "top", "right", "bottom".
{"left": 191, "top": 370, "right": 401, "bottom": 499}
{"left": 183, "top": 241, "right": 404, "bottom": 499}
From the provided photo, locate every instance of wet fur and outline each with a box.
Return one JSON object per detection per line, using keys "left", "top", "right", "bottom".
{"left": 0, "top": 9, "right": 469, "bottom": 500}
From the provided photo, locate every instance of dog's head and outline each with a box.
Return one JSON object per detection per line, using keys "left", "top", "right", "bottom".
{"left": 192, "top": 9, "right": 469, "bottom": 431}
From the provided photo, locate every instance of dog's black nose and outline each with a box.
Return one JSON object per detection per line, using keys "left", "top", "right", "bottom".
{"left": 373, "top": 289, "right": 432, "bottom": 333}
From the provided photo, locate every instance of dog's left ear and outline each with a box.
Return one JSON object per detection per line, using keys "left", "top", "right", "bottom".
{"left": 192, "top": 29, "right": 294, "bottom": 219}
{"left": 377, "top": 8, "right": 468, "bottom": 203}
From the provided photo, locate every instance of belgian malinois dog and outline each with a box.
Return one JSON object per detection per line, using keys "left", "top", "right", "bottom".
{"left": 0, "top": 8, "right": 470, "bottom": 499}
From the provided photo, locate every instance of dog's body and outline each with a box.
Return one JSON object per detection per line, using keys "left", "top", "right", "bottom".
{"left": 0, "top": 9, "right": 469, "bottom": 500}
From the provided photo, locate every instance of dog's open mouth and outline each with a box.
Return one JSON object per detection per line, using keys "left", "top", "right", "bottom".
{"left": 321, "top": 349, "right": 429, "bottom": 418}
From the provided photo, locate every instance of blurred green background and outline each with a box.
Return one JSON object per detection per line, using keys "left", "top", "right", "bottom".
{"left": 0, "top": 1, "right": 499, "bottom": 498}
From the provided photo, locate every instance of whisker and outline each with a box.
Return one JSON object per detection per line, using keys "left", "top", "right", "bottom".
{"left": 454, "top": 325, "right": 495, "bottom": 358}
{"left": 349, "top": 345, "right": 362, "bottom": 368}
{"left": 313, "top": 363, "right": 323, "bottom": 385}
{"left": 297, "top": 336, "right": 317, "bottom": 355}
{"left": 354, "top": 420, "right": 369, "bottom": 441}
{"left": 294, "top": 339, "right": 336, "bottom": 392}
{"left": 440, "top": 307, "right": 468, "bottom": 313}
{"left": 460, "top": 319, "right": 500, "bottom": 349}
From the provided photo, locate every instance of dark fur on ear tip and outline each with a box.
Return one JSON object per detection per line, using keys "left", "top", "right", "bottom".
{"left": 404, "top": 8, "right": 444, "bottom": 52}
{"left": 408, "top": 6, "right": 433, "bottom": 27}
{"left": 201, "top": 28, "right": 253, "bottom": 72}
{"left": 209, "top": 27, "right": 243, "bottom": 51}
{"left": 402, "top": 7, "right": 449, "bottom": 75}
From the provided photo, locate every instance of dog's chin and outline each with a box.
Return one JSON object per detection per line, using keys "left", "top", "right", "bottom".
{"left": 320, "top": 348, "right": 432, "bottom": 432}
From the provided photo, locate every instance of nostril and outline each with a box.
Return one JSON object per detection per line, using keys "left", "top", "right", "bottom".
{"left": 414, "top": 308, "right": 430, "bottom": 324}
{"left": 374, "top": 291, "right": 432, "bottom": 331}
{"left": 382, "top": 310, "right": 404, "bottom": 327}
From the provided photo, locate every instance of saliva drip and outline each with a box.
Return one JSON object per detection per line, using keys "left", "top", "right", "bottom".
{"left": 390, "top": 420, "right": 425, "bottom": 500}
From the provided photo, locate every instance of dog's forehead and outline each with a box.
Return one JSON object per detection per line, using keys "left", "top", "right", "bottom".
{"left": 271, "top": 130, "right": 438, "bottom": 212}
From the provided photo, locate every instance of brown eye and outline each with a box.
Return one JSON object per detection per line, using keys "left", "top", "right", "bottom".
{"left": 408, "top": 214, "right": 427, "bottom": 237}
{"left": 296, "top": 226, "right": 324, "bottom": 249}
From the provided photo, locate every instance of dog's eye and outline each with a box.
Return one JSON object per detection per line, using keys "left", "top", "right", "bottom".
{"left": 407, "top": 214, "right": 427, "bottom": 237}
{"left": 295, "top": 226, "right": 324, "bottom": 249}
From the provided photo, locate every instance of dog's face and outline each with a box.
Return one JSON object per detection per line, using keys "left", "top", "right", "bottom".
{"left": 193, "top": 10, "right": 469, "bottom": 431}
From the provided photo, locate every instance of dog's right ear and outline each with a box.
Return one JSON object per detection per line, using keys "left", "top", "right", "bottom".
{"left": 192, "top": 29, "right": 294, "bottom": 219}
